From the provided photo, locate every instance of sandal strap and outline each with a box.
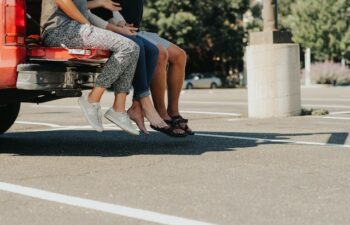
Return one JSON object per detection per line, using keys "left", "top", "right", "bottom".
{"left": 165, "top": 119, "right": 181, "bottom": 128}
{"left": 172, "top": 116, "right": 188, "bottom": 124}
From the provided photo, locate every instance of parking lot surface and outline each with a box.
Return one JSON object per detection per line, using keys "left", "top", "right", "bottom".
{"left": 1, "top": 87, "right": 350, "bottom": 225}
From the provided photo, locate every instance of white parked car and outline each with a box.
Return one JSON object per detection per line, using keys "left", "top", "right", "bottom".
{"left": 183, "top": 73, "right": 222, "bottom": 89}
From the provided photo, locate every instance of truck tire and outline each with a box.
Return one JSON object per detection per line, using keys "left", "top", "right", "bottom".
{"left": 0, "top": 103, "right": 20, "bottom": 134}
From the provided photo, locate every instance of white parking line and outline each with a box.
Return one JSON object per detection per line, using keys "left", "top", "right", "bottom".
{"left": 0, "top": 182, "right": 215, "bottom": 225}
{"left": 329, "top": 111, "right": 350, "bottom": 115}
{"left": 15, "top": 121, "right": 62, "bottom": 128}
{"left": 13, "top": 120, "right": 349, "bottom": 148}
{"left": 14, "top": 121, "right": 123, "bottom": 132}
{"left": 181, "top": 101, "right": 246, "bottom": 106}
{"left": 302, "top": 98, "right": 350, "bottom": 102}
{"left": 322, "top": 117, "right": 350, "bottom": 120}
{"left": 196, "top": 133, "right": 350, "bottom": 149}
{"left": 32, "top": 105, "right": 241, "bottom": 117}
{"left": 180, "top": 111, "right": 241, "bottom": 116}
{"left": 303, "top": 104, "right": 350, "bottom": 109}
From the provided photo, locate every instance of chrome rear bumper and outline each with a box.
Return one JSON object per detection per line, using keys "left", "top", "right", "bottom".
{"left": 16, "top": 64, "right": 100, "bottom": 91}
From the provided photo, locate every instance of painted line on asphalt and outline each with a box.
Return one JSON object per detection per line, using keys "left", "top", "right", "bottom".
{"left": 196, "top": 133, "right": 350, "bottom": 149}
{"left": 0, "top": 182, "right": 215, "bottom": 225}
{"left": 32, "top": 105, "right": 241, "bottom": 117}
{"left": 329, "top": 111, "right": 350, "bottom": 115}
{"left": 15, "top": 121, "right": 62, "bottom": 128}
{"left": 181, "top": 101, "right": 246, "bottom": 106}
{"left": 14, "top": 121, "right": 124, "bottom": 132}
{"left": 302, "top": 98, "right": 350, "bottom": 102}
{"left": 303, "top": 104, "right": 350, "bottom": 109}
{"left": 322, "top": 117, "right": 350, "bottom": 120}
{"left": 180, "top": 111, "right": 241, "bottom": 116}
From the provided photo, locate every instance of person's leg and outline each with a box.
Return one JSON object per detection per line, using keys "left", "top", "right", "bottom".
{"left": 43, "top": 22, "right": 139, "bottom": 132}
{"left": 127, "top": 100, "right": 148, "bottom": 134}
{"left": 166, "top": 44, "right": 193, "bottom": 134}
{"left": 143, "top": 38, "right": 159, "bottom": 86}
{"left": 112, "top": 93, "right": 127, "bottom": 112}
{"left": 166, "top": 44, "right": 187, "bottom": 117}
{"left": 122, "top": 36, "right": 166, "bottom": 131}
{"left": 150, "top": 45, "right": 169, "bottom": 120}
{"left": 129, "top": 37, "right": 160, "bottom": 134}
{"left": 149, "top": 44, "right": 186, "bottom": 136}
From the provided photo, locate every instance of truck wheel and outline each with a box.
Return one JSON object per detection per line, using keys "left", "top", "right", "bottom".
{"left": 0, "top": 103, "right": 20, "bottom": 134}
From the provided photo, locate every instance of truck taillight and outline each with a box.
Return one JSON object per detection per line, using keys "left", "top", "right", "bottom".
{"left": 5, "top": 0, "right": 26, "bottom": 45}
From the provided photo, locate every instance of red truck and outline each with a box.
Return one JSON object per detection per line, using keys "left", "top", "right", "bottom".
{"left": 0, "top": 0, "right": 110, "bottom": 134}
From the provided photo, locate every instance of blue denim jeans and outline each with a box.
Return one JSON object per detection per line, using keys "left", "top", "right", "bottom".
{"left": 125, "top": 35, "right": 159, "bottom": 100}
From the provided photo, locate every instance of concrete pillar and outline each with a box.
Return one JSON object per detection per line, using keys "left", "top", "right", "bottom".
{"left": 246, "top": 44, "right": 301, "bottom": 118}
{"left": 262, "top": 0, "right": 278, "bottom": 31}
{"left": 304, "top": 48, "right": 311, "bottom": 86}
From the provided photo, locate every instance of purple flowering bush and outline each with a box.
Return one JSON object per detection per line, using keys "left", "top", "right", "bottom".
{"left": 301, "top": 62, "right": 350, "bottom": 86}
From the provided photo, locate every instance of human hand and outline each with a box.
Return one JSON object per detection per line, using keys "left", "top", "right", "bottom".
{"left": 100, "top": 0, "right": 121, "bottom": 11}
{"left": 125, "top": 24, "right": 139, "bottom": 32}
{"left": 119, "top": 25, "right": 137, "bottom": 36}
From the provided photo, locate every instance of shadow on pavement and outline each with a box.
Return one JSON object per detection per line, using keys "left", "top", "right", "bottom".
{"left": 0, "top": 130, "right": 348, "bottom": 157}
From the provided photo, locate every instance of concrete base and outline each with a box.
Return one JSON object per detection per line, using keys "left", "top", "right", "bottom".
{"left": 246, "top": 44, "right": 301, "bottom": 118}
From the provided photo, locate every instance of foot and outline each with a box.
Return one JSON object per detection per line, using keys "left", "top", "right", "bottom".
{"left": 150, "top": 121, "right": 187, "bottom": 138}
{"left": 78, "top": 95, "right": 103, "bottom": 132}
{"left": 127, "top": 105, "right": 149, "bottom": 135}
{"left": 139, "top": 97, "right": 168, "bottom": 129}
{"left": 171, "top": 115, "right": 194, "bottom": 135}
{"left": 142, "top": 106, "right": 168, "bottom": 129}
{"left": 104, "top": 108, "right": 139, "bottom": 135}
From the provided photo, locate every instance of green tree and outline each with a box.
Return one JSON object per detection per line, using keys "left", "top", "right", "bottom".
{"left": 277, "top": 0, "right": 296, "bottom": 30}
{"left": 288, "top": 0, "right": 350, "bottom": 61}
{"left": 142, "top": 0, "right": 250, "bottom": 75}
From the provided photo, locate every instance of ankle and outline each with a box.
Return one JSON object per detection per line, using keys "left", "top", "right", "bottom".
{"left": 112, "top": 106, "right": 126, "bottom": 113}
{"left": 167, "top": 109, "right": 180, "bottom": 118}
{"left": 87, "top": 94, "right": 100, "bottom": 104}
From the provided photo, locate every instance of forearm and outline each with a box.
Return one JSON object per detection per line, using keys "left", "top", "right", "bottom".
{"left": 110, "top": 11, "right": 126, "bottom": 26}
{"left": 88, "top": 11, "right": 108, "bottom": 28}
{"left": 106, "top": 23, "right": 123, "bottom": 33}
{"left": 55, "top": 0, "right": 90, "bottom": 24}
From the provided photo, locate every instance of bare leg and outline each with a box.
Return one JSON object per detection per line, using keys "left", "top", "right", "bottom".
{"left": 166, "top": 44, "right": 193, "bottom": 134}
{"left": 112, "top": 93, "right": 127, "bottom": 112}
{"left": 88, "top": 87, "right": 105, "bottom": 103}
{"left": 127, "top": 100, "right": 148, "bottom": 134}
{"left": 166, "top": 44, "right": 187, "bottom": 117}
{"left": 150, "top": 45, "right": 170, "bottom": 120}
{"left": 150, "top": 45, "right": 186, "bottom": 135}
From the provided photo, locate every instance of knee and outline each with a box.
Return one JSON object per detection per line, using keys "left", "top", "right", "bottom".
{"left": 157, "top": 46, "right": 169, "bottom": 63}
{"left": 171, "top": 48, "right": 187, "bottom": 64}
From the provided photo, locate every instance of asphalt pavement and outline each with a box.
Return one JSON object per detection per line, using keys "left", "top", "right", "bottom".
{"left": 0, "top": 86, "right": 350, "bottom": 225}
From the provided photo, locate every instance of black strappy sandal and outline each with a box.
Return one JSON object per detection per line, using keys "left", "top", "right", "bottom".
{"left": 171, "top": 116, "right": 195, "bottom": 135}
{"left": 150, "top": 120, "right": 187, "bottom": 138}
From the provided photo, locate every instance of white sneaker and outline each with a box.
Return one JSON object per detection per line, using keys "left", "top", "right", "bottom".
{"left": 78, "top": 95, "right": 103, "bottom": 132}
{"left": 104, "top": 108, "right": 139, "bottom": 135}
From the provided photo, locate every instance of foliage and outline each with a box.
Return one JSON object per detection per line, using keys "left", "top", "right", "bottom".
{"left": 142, "top": 0, "right": 250, "bottom": 74}
{"left": 301, "top": 108, "right": 329, "bottom": 116}
{"left": 286, "top": 0, "right": 349, "bottom": 61}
